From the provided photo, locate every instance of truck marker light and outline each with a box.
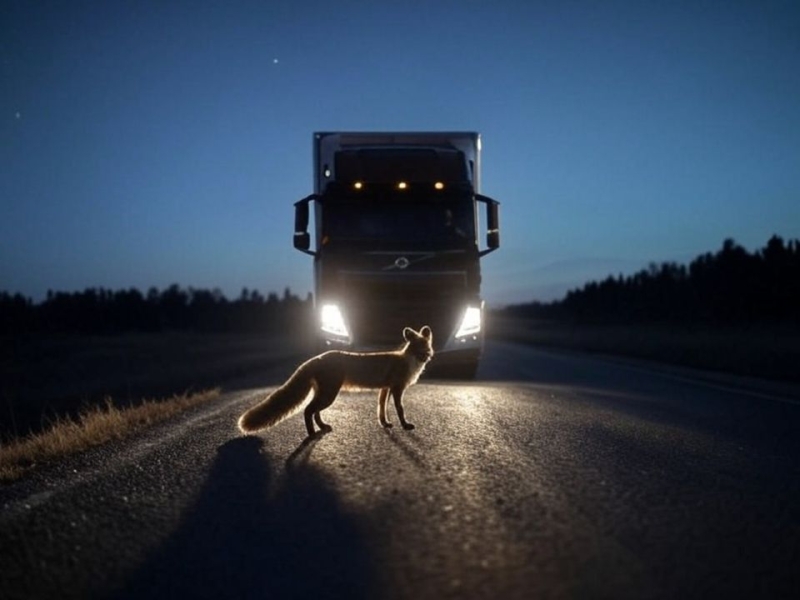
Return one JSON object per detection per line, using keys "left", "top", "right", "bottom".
{"left": 397, "top": 181, "right": 407, "bottom": 190}
{"left": 455, "top": 306, "right": 481, "bottom": 338}
{"left": 320, "top": 304, "right": 349, "bottom": 338}
{"left": 434, "top": 182, "right": 445, "bottom": 190}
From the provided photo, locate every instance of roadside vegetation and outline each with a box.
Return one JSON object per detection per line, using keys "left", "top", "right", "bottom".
{"left": 497, "top": 236, "right": 800, "bottom": 382}
{"left": 0, "top": 284, "right": 312, "bottom": 336}
{"left": 0, "top": 286, "right": 312, "bottom": 483}
{"left": 489, "top": 317, "right": 799, "bottom": 382}
{"left": 0, "top": 389, "right": 219, "bottom": 483}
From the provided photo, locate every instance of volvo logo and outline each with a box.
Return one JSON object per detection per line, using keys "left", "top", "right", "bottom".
{"left": 394, "top": 257, "right": 410, "bottom": 270}
{"left": 380, "top": 252, "right": 436, "bottom": 271}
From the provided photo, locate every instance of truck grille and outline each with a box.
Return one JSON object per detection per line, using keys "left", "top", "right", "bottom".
{"left": 340, "top": 272, "right": 467, "bottom": 350}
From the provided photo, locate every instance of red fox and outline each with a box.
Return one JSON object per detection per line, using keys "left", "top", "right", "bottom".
{"left": 238, "top": 326, "right": 433, "bottom": 438}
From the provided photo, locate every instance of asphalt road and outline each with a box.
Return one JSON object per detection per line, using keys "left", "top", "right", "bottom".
{"left": 1, "top": 341, "right": 799, "bottom": 599}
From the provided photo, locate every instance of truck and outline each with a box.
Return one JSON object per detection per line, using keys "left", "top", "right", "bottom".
{"left": 293, "top": 132, "right": 500, "bottom": 378}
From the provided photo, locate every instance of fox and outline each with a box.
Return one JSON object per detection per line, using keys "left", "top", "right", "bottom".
{"left": 237, "top": 326, "right": 433, "bottom": 438}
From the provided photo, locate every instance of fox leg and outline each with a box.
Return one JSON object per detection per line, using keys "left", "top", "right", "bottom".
{"left": 391, "top": 386, "right": 415, "bottom": 430}
{"left": 303, "top": 408, "right": 316, "bottom": 437}
{"left": 378, "top": 388, "right": 392, "bottom": 428}
{"left": 304, "top": 382, "right": 340, "bottom": 437}
{"left": 303, "top": 400, "right": 332, "bottom": 437}
{"left": 314, "top": 411, "right": 332, "bottom": 433}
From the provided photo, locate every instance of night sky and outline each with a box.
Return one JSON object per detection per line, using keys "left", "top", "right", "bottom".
{"left": 2, "top": 0, "right": 799, "bottom": 305}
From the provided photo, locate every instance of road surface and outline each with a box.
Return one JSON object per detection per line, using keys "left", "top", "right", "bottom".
{"left": 1, "top": 341, "right": 799, "bottom": 599}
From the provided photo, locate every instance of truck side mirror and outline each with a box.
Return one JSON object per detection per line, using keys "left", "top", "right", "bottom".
{"left": 476, "top": 194, "right": 500, "bottom": 256}
{"left": 294, "top": 195, "right": 317, "bottom": 256}
{"left": 487, "top": 200, "right": 500, "bottom": 250}
{"left": 294, "top": 232, "right": 311, "bottom": 252}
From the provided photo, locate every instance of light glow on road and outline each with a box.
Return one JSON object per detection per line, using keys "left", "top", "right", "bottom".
{"left": 452, "top": 387, "right": 488, "bottom": 419}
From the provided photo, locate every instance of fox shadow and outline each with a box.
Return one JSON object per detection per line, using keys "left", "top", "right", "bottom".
{"left": 114, "top": 436, "right": 373, "bottom": 600}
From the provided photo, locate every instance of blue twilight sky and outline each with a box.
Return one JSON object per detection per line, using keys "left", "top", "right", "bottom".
{"left": 2, "top": 0, "right": 799, "bottom": 305}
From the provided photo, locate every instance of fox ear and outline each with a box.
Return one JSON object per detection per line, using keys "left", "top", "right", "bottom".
{"left": 420, "top": 325, "right": 432, "bottom": 339}
{"left": 403, "top": 327, "right": 416, "bottom": 342}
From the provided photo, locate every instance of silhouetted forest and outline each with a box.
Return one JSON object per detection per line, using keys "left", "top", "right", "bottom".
{"left": 0, "top": 285, "right": 312, "bottom": 335}
{"left": 3, "top": 236, "right": 799, "bottom": 335}
{"left": 506, "top": 236, "right": 800, "bottom": 326}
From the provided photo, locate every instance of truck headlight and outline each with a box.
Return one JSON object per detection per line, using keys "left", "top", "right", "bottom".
{"left": 455, "top": 306, "right": 481, "bottom": 338}
{"left": 320, "top": 304, "right": 349, "bottom": 338}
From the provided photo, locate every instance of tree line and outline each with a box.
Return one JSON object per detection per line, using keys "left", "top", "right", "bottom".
{"left": 505, "top": 235, "right": 800, "bottom": 326}
{"left": 4, "top": 235, "right": 798, "bottom": 334}
{"left": 0, "top": 285, "right": 313, "bottom": 335}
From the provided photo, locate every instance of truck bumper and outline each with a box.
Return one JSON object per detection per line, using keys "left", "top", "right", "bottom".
{"left": 422, "top": 328, "right": 483, "bottom": 379}
{"left": 425, "top": 346, "right": 481, "bottom": 378}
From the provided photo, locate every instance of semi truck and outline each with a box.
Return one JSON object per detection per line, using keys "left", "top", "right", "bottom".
{"left": 293, "top": 132, "right": 500, "bottom": 378}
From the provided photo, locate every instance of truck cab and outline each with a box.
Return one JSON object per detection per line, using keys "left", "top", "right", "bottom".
{"left": 293, "top": 132, "right": 499, "bottom": 378}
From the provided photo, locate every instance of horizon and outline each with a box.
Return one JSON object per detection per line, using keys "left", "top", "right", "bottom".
{"left": 3, "top": 232, "right": 793, "bottom": 308}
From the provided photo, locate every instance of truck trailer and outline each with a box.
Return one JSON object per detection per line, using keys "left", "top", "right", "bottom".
{"left": 293, "top": 132, "right": 500, "bottom": 378}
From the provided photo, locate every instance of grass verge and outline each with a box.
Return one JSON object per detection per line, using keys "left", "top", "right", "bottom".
{"left": 0, "top": 388, "right": 220, "bottom": 483}
{"left": 489, "top": 314, "right": 800, "bottom": 383}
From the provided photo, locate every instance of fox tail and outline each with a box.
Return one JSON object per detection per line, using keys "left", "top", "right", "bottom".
{"left": 237, "top": 362, "right": 315, "bottom": 433}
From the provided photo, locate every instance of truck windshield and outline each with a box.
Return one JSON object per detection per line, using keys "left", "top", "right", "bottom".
{"left": 322, "top": 200, "right": 476, "bottom": 250}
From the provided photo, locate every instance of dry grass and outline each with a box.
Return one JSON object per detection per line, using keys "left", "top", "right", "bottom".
{"left": 0, "top": 388, "right": 220, "bottom": 483}
{"left": 1, "top": 332, "right": 310, "bottom": 440}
